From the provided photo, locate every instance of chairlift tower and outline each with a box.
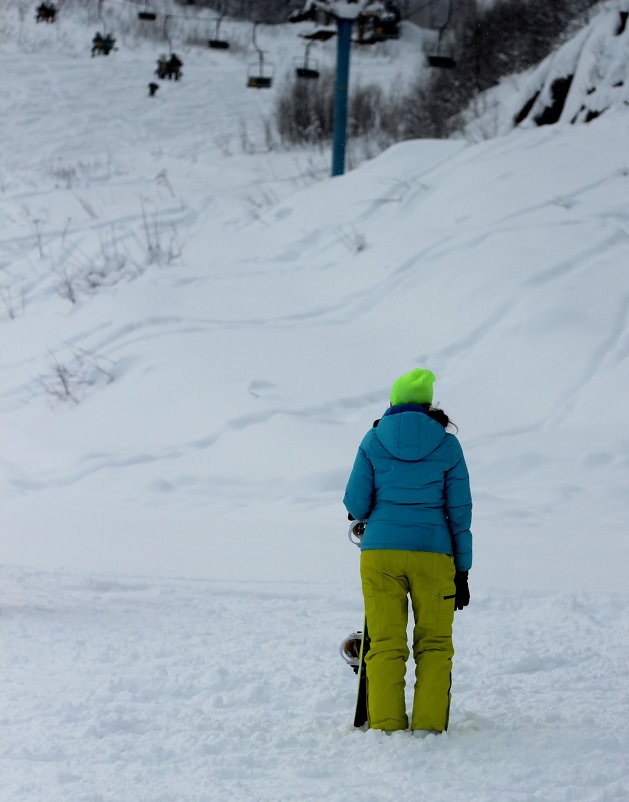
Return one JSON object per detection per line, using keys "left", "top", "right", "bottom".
{"left": 308, "top": 0, "right": 373, "bottom": 177}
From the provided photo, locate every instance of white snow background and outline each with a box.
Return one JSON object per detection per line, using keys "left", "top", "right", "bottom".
{"left": 1, "top": 0, "right": 629, "bottom": 799}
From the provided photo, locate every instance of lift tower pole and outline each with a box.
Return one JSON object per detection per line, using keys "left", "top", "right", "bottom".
{"left": 331, "top": 14, "right": 353, "bottom": 176}
{"left": 329, "top": 1, "right": 370, "bottom": 176}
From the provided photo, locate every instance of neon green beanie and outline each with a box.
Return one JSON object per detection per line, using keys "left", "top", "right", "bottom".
{"left": 390, "top": 369, "right": 436, "bottom": 406}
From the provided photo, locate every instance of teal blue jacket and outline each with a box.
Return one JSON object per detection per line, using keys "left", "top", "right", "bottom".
{"left": 343, "top": 405, "right": 472, "bottom": 571}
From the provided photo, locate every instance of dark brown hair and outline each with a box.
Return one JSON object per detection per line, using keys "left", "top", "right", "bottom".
{"left": 422, "top": 404, "right": 458, "bottom": 432}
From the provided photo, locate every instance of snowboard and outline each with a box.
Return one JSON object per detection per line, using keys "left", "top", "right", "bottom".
{"left": 353, "top": 616, "right": 370, "bottom": 728}
{"left": 343, "top": 519, "right": 370, "bottom": 728}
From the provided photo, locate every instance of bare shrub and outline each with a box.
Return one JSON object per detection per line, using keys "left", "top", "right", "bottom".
{"left": 213, "top": 132, "right": 234, "bottom": 157}
{"left": 39, "top": 349, "right": 114, "bottom": 405}
{"left": 276, "top": 71, "right": 401, "bottom": 146}
{"left": 55, "top": 265, "right": 79, "bottom": 305}
{"left": 140, "top": 205, "right": 184, "bottom": 265}
{"left": 276, "top": 70, "right": 335, "bottom": 145}
{"left": 20, "top": 206, "right": 47, "bottom": 258}
{"left": 54, "top": 228, "right": 139, "bottom": 304}
{"left": 51, "top": 165, "right": 78, "bottom": 189}
{"left": 239, "top": 120, "right": 256, "bottom": 153}
{"left": 348, "top": 82, "right": 382, "bottom": 137}
{"left": 292, "top": 154, "right": 329, "bottom": 186}
{"left": 0, "top": 281, "right": 25, "bottom": 320}
{"left": 336, "top": 225, "right": 367, "bottom": 254}
{"left": 246, "top": 186, "right": 280, "bottom": 222}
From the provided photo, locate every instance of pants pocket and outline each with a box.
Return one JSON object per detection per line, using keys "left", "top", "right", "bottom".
{"left": 435, "top": 591, "right": 455, "bottom": 636}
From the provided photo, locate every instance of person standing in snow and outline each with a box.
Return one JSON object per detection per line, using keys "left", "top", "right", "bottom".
{"left": 343, "top": 369, "right": 472, "bottom": 735}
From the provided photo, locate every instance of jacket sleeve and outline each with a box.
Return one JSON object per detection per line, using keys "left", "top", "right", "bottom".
{"left": 444, "top": 436, "right": 473, "bottom": 571}
{"left": 343, "top": 434, "right": 375, "bottom": 521}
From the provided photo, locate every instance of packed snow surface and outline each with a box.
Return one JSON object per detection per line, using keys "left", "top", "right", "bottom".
{"left": 1, "top": 1, "right": 628, "bottom": 800}
{"left": 3, "top": 567, "right": 629, "bottom": 801}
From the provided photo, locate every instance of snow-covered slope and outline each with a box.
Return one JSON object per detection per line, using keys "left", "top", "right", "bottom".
{"left": 2, "top": 10, "right": 627, "bottom": 589}
{"left": 1, "top": 2, "right": 629, "bottom": 799}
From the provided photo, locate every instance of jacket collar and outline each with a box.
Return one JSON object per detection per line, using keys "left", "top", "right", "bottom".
{"left": 383, "top": 403, "right": 430, "bottom": 417}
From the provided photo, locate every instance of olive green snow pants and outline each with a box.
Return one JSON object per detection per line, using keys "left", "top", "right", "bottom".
{"left": 360, "top": 549, "right": 456, "bottom": 732}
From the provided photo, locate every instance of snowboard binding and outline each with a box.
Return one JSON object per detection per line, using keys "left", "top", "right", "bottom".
{"left": 347, "top": 519, "right": 366, "bottom": 547}
{"left": 339, "top": 631, "right": 363, "bottom": 674}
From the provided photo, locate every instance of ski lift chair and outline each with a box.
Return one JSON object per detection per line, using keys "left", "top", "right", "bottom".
{"left": 295, "top": 39, "right": 319, "bottom": 80}
{"left": 138, "top": 1, "right": 156, "bottom": 21}
{"left": 296, "top": 65, "right": 319, "bottom": 79}
{"left": 92, "top": 0, "right": 117, "bottom": 55}
{"left": 247, "top": 61, "right": 274, "bottom": 88}
{"left": 92, "top": 0, "right": 105, "bottom": 54}
{"left": 208, "top": 14, "right": 230, "bottom": 49}
{"left": 427, "top": 50, "right": 456, "bottom": 69}
{"left": 427, "top": 29, "right": 456, "bottom": 68}
{"left": 427, "top": 1, "right": 457, "bottom": 69}
{"left": 247, "top": 23, "right": 274, "bottom": 88}
{"left": 294, "top": 28, "right": 334, "bottom": 77}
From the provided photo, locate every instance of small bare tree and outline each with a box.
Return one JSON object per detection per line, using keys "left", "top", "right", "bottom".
{"left": 0, "top": 282, "right": 25, "bottom": 320}
{"left": 39, "top": 349, "right": 114, "bottom": 405}
{"left": 140, "top": 204, "right": 184, "bottom": 265}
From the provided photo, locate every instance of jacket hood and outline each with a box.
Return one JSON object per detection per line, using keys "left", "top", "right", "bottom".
{"left": 375, "top": 406, "right": 446, "bottom": 461}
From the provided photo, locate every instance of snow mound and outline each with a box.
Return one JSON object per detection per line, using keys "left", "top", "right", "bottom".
{"left": 513, "top": 0, "right": 629, "bottom": 126}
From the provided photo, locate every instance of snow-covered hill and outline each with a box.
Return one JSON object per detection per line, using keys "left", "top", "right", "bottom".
{"left": 513, "top": 0, "right": 629, "bottom": 126}
{"left": 1, "top": 1, "right": 629, "bottom": 799}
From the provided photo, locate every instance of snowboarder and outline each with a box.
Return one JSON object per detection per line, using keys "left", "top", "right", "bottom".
{"left": 343, "top": 369, "right": 472, "bottom": 734}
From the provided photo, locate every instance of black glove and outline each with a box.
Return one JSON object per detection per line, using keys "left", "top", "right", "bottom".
{"left": 454, "top": 571, "right": 470, "bottom": 611}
